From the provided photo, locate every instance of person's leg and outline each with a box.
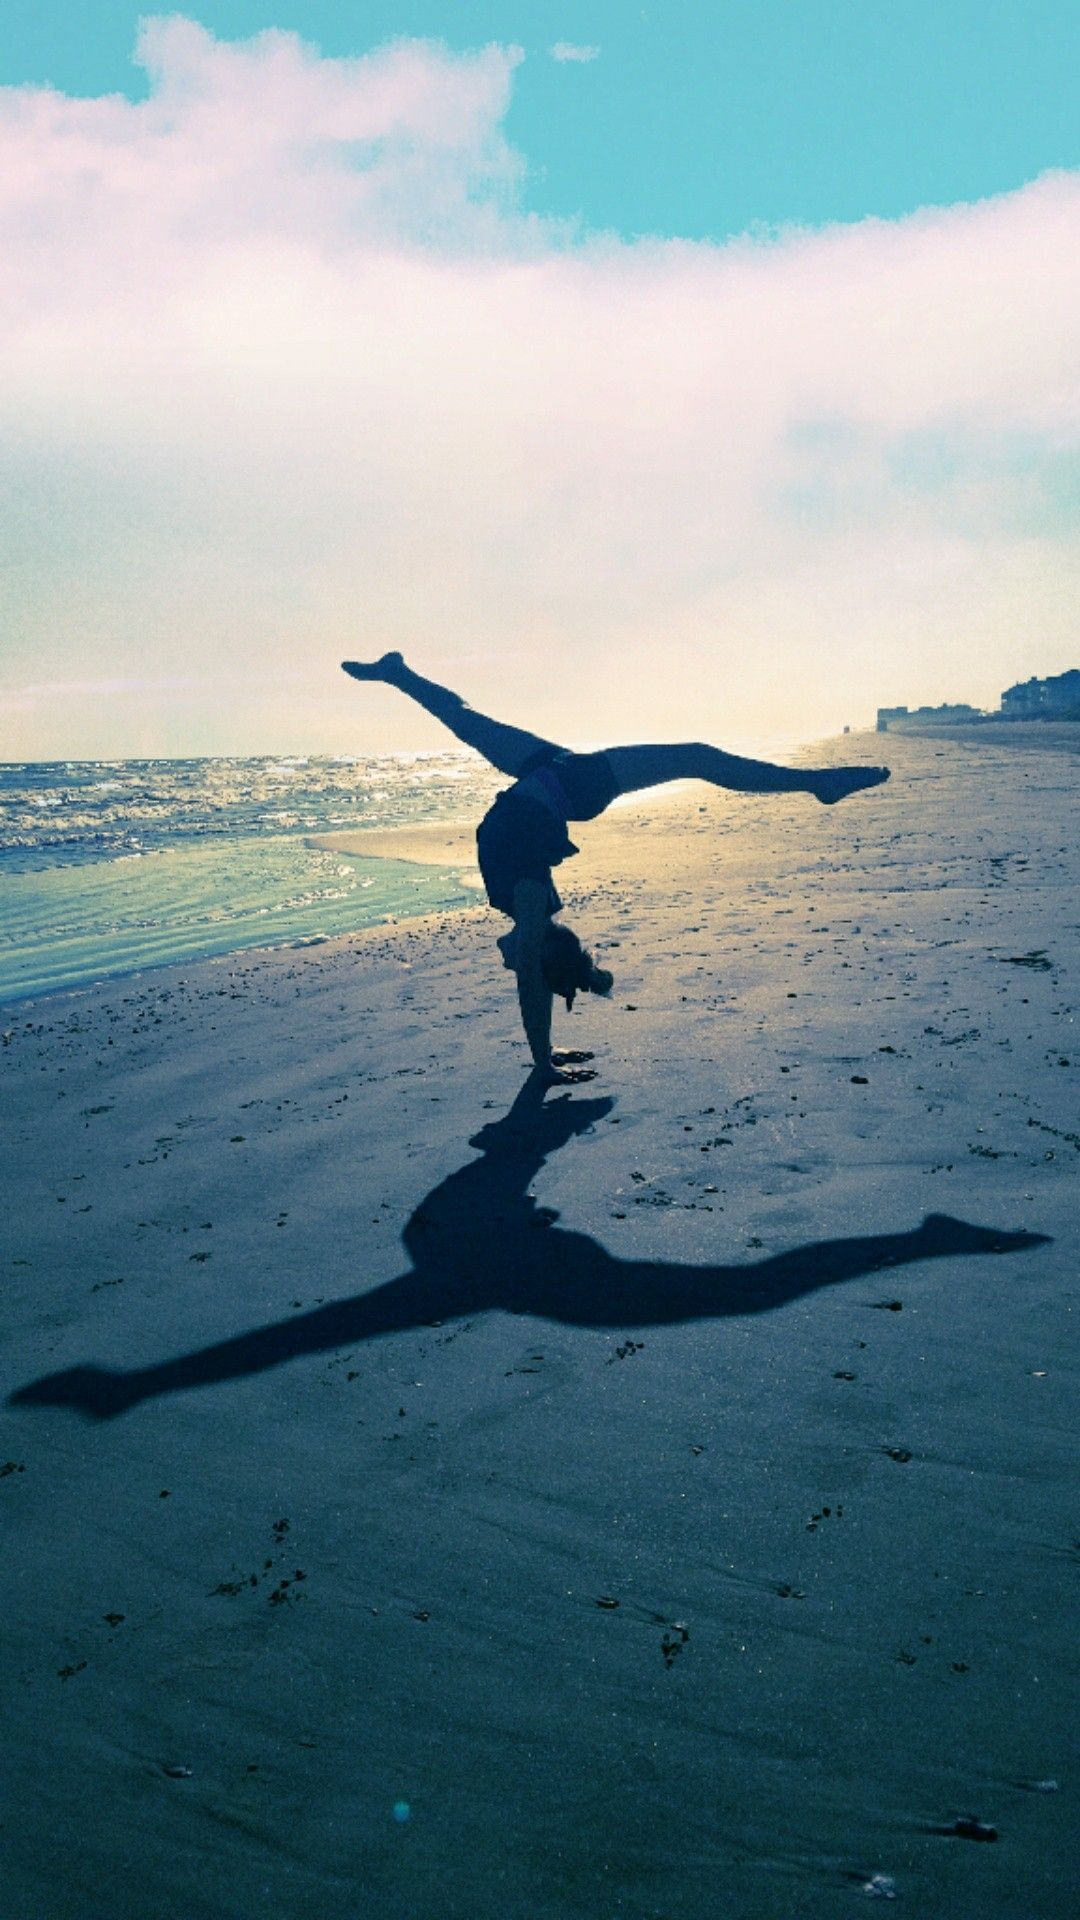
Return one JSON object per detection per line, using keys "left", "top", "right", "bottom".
{"left": 602, "top": 742, "right": 889, "bottom": 805}
{"left": 342, "top": 652, "right": 561, "bottom": 778}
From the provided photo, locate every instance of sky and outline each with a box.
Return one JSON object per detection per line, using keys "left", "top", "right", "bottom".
{"left": 2, "top": 4, "right": 1078, "bottom": 757}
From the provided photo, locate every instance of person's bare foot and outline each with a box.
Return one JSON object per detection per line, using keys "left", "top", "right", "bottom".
{"left": 341, "top": 651, "right": 405, "bottom": 683}
{"left": 811, "top": 766, "right": 890, "bottom": 805}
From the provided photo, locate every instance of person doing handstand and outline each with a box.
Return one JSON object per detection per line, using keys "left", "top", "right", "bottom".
{"left": 343, "top": 654, "right": 889, "bottom": 1085}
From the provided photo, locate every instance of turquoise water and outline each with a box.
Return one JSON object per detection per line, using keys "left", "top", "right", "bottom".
{"left": 0, "top": 835, "right": 476, "bottom": 1002}
{"left": 0, "top": 754, "right": 495, "bottom": 1004}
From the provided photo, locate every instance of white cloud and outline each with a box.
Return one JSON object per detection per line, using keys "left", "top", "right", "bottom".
{"left": 0, "top": 19, "right": 1077, "bottom": 756}
{"left": 550, "top": 43, "right": 601, "bottom": 63}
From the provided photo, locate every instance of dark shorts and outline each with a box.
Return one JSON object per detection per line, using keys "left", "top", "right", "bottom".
{"left": 476, "top": 791, "right": 567, "bottom": 917}
{"left": 475, "top": 752, "right": 618, "bottom": 917}
{"left": 518, "top": 748, "right": 618, "bottom": 821}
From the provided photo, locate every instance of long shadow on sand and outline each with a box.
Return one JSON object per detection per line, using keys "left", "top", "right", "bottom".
{"left": 10, "top": 1080, "right": 1048, "bottom": 1420}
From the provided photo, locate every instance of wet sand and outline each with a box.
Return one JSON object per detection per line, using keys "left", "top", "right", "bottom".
{"left": 309, "top": 819, "right": 484, "bottom": 879}
{"left": 1, "top": 728, "right": 1076, "bottom": 1918}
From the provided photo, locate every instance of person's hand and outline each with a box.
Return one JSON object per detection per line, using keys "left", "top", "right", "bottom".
{"left": 530, "top": 1060, "right": 598, "bottom": 1087}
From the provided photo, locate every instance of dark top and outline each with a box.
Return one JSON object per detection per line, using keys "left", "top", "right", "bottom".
{"left": 475, "top": 748, "right": 617, "bottom": 917}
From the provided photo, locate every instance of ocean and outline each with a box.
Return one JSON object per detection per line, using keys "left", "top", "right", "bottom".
{"left": 0, "top": 753, "right": 502, "bottom": 1004}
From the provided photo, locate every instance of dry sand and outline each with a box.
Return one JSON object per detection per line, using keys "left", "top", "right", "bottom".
{"left": 1, "top": 728, "right": 1076, "bottom": 1919}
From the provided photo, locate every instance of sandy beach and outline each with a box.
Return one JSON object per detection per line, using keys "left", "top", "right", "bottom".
{"left": 2, "top": 726, "right": 1076, "bottom": 1919}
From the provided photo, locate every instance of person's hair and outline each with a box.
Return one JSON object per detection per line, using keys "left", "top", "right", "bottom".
{"left": 541, "top": 922, "right": 614, "bottom": 1011}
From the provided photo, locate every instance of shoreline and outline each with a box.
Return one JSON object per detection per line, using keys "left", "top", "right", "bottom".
{"left": 307, "top": 819, "right": 481, "bottom": 872}
{"left": 4, "top": 721, "right": 1076, "bottom": 1016}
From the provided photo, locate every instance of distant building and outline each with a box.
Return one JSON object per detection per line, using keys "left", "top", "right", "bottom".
{"left": 877, "top": 668, "right": 1079, "bottom": 731}
{"left": 876, "top": 703, "right": 983, "bottom": 733}
{"left": 1000, "top": 668, "right": 1080, "bottom": 719}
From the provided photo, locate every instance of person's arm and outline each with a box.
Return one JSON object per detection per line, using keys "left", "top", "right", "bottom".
{"left": 510, "top": 883, "right": 599, "bottom": 1086}
{"left": 510, "top": 881, "right": 554, "bottom": 1072}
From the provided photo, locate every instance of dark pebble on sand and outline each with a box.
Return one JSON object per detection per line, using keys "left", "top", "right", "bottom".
{"left": 661, "top": 1625, "right": 689, "bottom": 1667}
{"left": 950, "top": 1816, "right": 998, "bottom": 1842}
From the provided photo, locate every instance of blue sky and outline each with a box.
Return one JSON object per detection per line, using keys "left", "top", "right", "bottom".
{"left": 1, "top": 9, "right": 1078, "bottom": 756}
{"left": 6, "top": 2, "right": 1079, "bottom": 238}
